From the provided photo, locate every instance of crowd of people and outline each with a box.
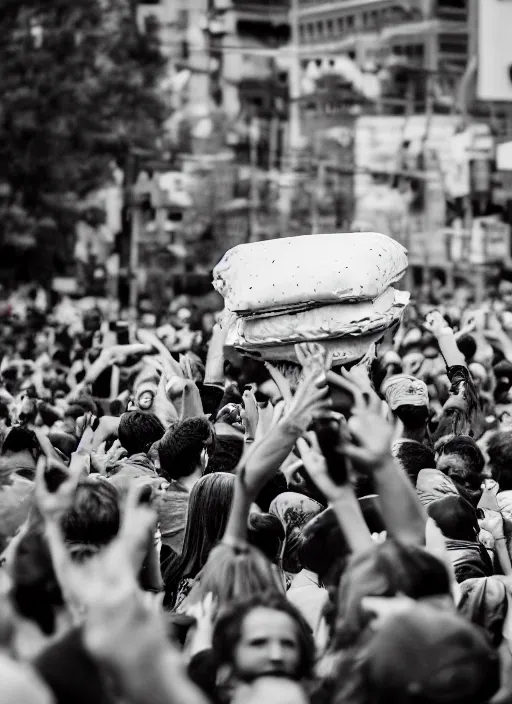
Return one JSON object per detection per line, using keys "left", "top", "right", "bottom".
{"left": 3, "top": 275, "right": 512, "bottom": 703}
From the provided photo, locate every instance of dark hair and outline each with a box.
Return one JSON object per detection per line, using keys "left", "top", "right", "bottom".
{"left": 256, "top": 471, "right": 289, "bottom": 512}
{"left": 488, "top": 431, "right": 512, "bottom": 490}
{"left": 61, "top": 478, "right": 120, "bottom": 549}
{"left": 38, "top": 403, "right": 61, "bottom": 428}
{"left": 247, "top": 512, "right": 285, "bottom": 564}
{"left": 334, "top": 540, "right": 451, "bottom": 649}
{"left": 457, "top": 334, "right": 477, "bottom": 363}
{"left": 427, "top": 495, "right": 479, "bottom": 542}
{"left": 441, "top": 436, "right": 485, "bottom": 475}
{"left": 163, "top": 472, "right": 235, "bottom": 607}
{"left": 67, "top": 396, "right": 98, "bottom": 417}
{"left": 206, "top": 436, "right": 244, "bottom": 475}
{"left": 1, "top": 426, "right": 39, "bottom": 456}
{"left": 395, "top": 442, "right": 436, "bottom": 485}
{"left": 212, "top": 593, "right": 315, "bottom": 679}
{"left": 12, "top": 529, "right": 64, "bottom": 635}
{"left": 118, "top": 411, "right": 165, "bottom": 456}
{"left": 299, "top": 508, "right": 350, "bottom": 584}
{"left": 395, "top": 405, "right": 429, "bottom": 431}
{"left": 158, "top": 417, "right": 214, "bottom": 481}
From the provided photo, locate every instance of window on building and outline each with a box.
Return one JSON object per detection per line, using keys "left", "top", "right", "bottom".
{"left": 362, "top": 12, "right": 368, "bottom": 28}
{"left": 144, "top": 14, "right": 159, "bottom": 34}
{"left": 317, "top": 20, "right": 324, "bottom": 37}
{"left": 436, "top": 0, "right": 467, "bottom": 20}
{"left": 337, "top": 17, "right": 345, "bottom": 34}
{"left": 370, "top": 10, "right": 379, "bottom": 29}
{"left": 346, "top": 16, "right": 354, "bottom": 31}
{"left": 327, "top": 19, "right": 333, "bottom": 35}
{"left": 299, "top": 24, "right": 305, "bottom": 41}
{"left": 439, "top": 33, "right": 468, "bottom": 57}
{"left": 177, "top": 9, "right": 188, "bottom": 30}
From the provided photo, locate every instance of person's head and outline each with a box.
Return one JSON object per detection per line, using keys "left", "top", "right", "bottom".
{"left": 437, "top": 436, "right": 485, "bottom": 476}
{"left": 158, "top": 416, "right": 214, "bottom": 482}
{"left": 61, "top": 478, "right": 120, "bottom": 555}
{"left": 394, "top": 441, "right": 436, "bottom": 485}
{"left": 382, "top": 375, "right": 429, "bottom": 433}
{"left": 164, "top": 472, "right": 235, "bottom": 600}
{"left": 487, "top": 430, "right": 512, "bottom": 490}
{"left": 118, "top": 411, "right": 165, "bottom": 457}
{"left": 134, "top": 380, "right": 158, "bottom": 412}
{"left": 206, "top": 436, "right": 244, "bottom": 475}
{"left": 361, "top": 602, "right": 500, "bottom": 704}
{"left": 395, "top": 404, "right": 430, "bottom": 432}
{"left": 212, "top": 593, "right": 315, "bottom": 682}
{"left": 427, "top": 496, "right": 479, "bottom": 542}
{"left": 298, "top": 508, "right": 350, "bottom": 586}
{"left": 247, "top": 512, "right": 285, "bottom": 565}
{"left": 457, "top": 334, "right": 477, "bottom": 364}
{"left": 269, "top": 493, "right": 324, "bottom": 574}
{"left": 1, "top": 426, "right": 39, "bottom": 459}
{"left": 334, "top": 540, "right": 451, "bottom": 649}
{"left": 183, "top": 543, "right": 283, "bottom": 612}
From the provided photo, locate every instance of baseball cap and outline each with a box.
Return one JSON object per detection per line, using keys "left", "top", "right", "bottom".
{"left": 362, "top": 603, "right": 500, "bottom": 704}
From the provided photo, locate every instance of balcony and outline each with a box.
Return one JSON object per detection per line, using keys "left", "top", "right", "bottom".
{"left": 231, "top": 0, "right": 289, "bottom": 22}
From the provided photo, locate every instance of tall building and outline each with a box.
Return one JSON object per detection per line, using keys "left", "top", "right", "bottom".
{"left": 297, "top": 0, "right": 469, "bottom": 115}
{"left": 137, "top": 0, "right": 210, "bottom": 109}
{"left": 218, "top": 0, "right": 290, "bottom": 117}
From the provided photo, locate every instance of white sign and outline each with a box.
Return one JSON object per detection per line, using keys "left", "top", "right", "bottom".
{"left": 478, "top": 0, "right": 512, "bottom": 102}
{"left": 497, "top": 141, "right": 512, "bottom": 171}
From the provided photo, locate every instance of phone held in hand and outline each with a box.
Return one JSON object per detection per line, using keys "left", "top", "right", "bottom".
{"left": 314, "top": 417, "right": 349, "bottom": 486}
{"left": 327, "top": 377, "right": 355, "bottom": 418}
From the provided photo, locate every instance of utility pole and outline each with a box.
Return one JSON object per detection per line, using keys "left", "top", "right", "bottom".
{"left": 288, "top": 0, "right": 302, "bottom": 169}
{"left": 128, "top": 203, "right": 142, "bottom": 323}
{"left": 249, "top": 117, "right": 259, "bottom": 242}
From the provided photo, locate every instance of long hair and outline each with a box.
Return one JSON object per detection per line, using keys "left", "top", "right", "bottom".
{"left": 180, "top": 542, "right": 284, "bottom": 613}
{"left": 163, "top": 472, "right": 235, "bottom": 604}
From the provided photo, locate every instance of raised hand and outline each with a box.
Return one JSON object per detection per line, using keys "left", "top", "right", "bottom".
{"left": 285, "top": 370, "right": 331, "bottom": 434}
{"left": 297, "top": 435, "right": 346, "bottom": 501}
{"left": 295, "top": 342, "right": 332, "bottom": 375}
{"left": 424, "top": 310, "right": 450, "bottom": 337}
{"left": 344, "top": 406, "right": 396, "bottom": 472}
{"left": 480, "top": 510, "right": 505, "bottom": 540}
{"left": 241, "top": 388, "right": 259, "bottom": 443}
{"left": 35, "top": 455, "right": 81, "bottom": 524}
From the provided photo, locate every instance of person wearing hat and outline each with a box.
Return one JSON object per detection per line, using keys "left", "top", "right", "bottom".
{"left": 381, "top": 374, "right": 431, "bottom": 452}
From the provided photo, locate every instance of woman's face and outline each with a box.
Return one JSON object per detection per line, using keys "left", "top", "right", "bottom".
{"left": 233, "top": 608, "right": 301, "bottom": 681}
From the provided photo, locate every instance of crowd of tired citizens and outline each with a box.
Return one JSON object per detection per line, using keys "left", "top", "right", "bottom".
{"left": 3, "top": 284, "right": 512, "bottom": 703}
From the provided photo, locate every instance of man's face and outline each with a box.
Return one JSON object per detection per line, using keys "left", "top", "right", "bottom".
{"left": 233, "top": 608, "right": 301, "bottom": 681}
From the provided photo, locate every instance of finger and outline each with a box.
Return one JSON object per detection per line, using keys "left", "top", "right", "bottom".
{"left": 265, "top": 362, "right": 293, "bottom": 405}
{"left": 294, "top": 344, "right": 308, "bottom": 368}
{"left": 341, "top": 442, "right": 368, "bottom": 465}
{"left": 296, "top": 437, "right": 311, "bottom": 458}
{"left": 327, "top": 371, "right": 365, "bottom": 412}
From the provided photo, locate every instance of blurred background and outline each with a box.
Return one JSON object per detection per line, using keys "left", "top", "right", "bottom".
{"left": 0, "top": 0, "right": 512, "bottom": 319}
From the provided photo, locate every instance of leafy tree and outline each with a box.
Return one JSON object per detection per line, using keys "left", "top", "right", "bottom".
{"left": 0, "top": 0, "right": 167, "bottom": 283}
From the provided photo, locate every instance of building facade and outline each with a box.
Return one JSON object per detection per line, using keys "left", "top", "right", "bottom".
{"left": 297, "top": 0, "right": 469, "bottom": 116}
